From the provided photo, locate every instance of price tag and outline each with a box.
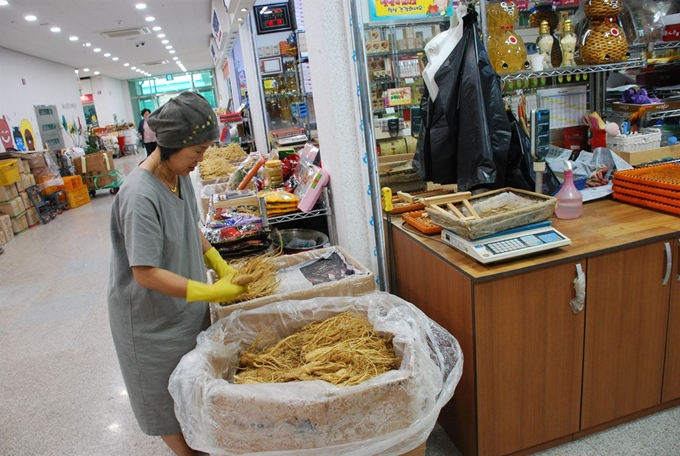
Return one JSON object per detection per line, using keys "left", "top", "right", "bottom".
{"left": 405, "top": 77, "right": 415, "bottom": 84}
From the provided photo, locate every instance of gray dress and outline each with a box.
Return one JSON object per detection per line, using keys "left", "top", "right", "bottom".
{"left": 108, "top": 167, "right": 210, "bottom": 436}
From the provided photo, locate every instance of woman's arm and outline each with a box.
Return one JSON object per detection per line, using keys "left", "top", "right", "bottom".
{"left": 132, "top": 266, "right": 189, "bottom": 298}
{"left": 200, "top": 234, "right": 213, "bottom": 255}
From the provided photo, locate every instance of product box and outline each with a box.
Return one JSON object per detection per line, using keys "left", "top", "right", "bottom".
{"left": 0, "top": 184, "right": 18, "bottom": 202}
{"left": 14, "top": 174, "right": 25, "bottom": 192}
{"left": 610, "top": 100, "right": 680, "bottom": 113}
{"left": 74, "top": 151, "right": 116, "bottom": 189}
{"left": 0, "top": 229, "right": 6, "bottom": 246}
{"left": 19, "top": 191, "right": 31, "bottom": 211}
{"left": 0, "top": 196, "right": 26, "bottom": 218}
{"left": 211, "top": 246, "right": 375, "bottom": 322}
{"left": 17, "top": 159, "right": 31, "bottom": 174}
{"left": 0, "top": 213, "right": 12, "bottom": 233}
{"left": 10, "top": 212, "right": 28, "bottom": 234}
{"left": 12, "top": 151, "right": 48, "bottom": 169}
{"left": 31, "top": 165, "right": 51, "bottom": 181}
{"left": 26, "top": 206, "right": 40, "bottom": 226}
{"left": 21, "top": 173, "right": 35, "bottom": 189}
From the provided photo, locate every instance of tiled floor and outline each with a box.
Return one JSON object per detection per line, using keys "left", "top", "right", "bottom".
{"left": 1, "top": 154, "right": 679, "bottom": 456}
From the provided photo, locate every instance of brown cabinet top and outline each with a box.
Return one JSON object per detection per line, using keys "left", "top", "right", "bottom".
{"left": 391, "top": 198, "right": 680, "bottom": 282}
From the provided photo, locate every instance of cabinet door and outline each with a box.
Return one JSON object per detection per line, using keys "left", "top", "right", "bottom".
{"left": 475, "top": 262, "right": 585, "bottom": 456}
{"left": 582, "top": 242, "right": 671, "bottom": 429}
{"left": 663, "top": 239, "right": 680, "bottom": 402}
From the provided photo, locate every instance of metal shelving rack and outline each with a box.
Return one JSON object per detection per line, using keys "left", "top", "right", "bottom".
{"left": 262, "top": 187, "right": 336, "bottom": 245}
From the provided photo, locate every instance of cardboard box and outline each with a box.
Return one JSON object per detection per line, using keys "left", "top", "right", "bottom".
{"left": 211, "top": 246, "right": 376, "bottom": 322}
{"left": 0, "top": 229, "right": 6, "bottom": 245}
{"left": 17, "top": 159, "right": 31, "bottom": 174}
{"left": 14, "top": 174, "right": 25, "bottom": 192}
{"left": 0, "top": 196, "right": 26, "bottom": 218}
{"left": 21, "top": 173, "right": 35, "bottom": 189}
{"left": 10, "top": 212, "right": 28, "bottom": 234}
{"left": 74, "top": 151, "right": 117, "bottom": 189}
{"left": 610, "top": 100, "right": 680, "bottom": 113}
{"left": 26, "top": 206, "right": 40, "bottom": 226}
{"left": 13, "top": 151, "right": 48, "bottom": 169}
{"left": 19, "top": 191, "right": 31, "bottom": 211}
{"left": 615, "top": 143, "right": 680, "bottom": 166}
{"left": 31, "top": 165, "right": 51, "bottom": 181}
{"left": 0, "top": 184, "right": 18, "bottom": 202}
{"left": 0, "top": 214, "right": 13, "bottom": 243}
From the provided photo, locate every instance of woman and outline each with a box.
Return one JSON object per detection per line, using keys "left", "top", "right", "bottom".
{"left": 108, "top": 91, "right": 243, "bottom": 456}
{"left": 138, "top": 108, "right": 157, "bottom": 156}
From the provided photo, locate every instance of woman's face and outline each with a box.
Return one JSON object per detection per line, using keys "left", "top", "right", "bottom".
{"left": 143, "top": 111, "right": 150, "bottom": 118}
{"left": 165, "top": 140, "right": 212, "bottom": 176}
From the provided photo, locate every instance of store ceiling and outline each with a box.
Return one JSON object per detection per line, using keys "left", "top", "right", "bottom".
{"left": 0, "top": 0, "right": 221, "bottom": 81}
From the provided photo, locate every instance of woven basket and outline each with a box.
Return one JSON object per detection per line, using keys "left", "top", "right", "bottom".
{"left": 486, "top": 2, "right": 518, "bottom": 29}
{"left": 585, "top": 0, "right": 622, "bottom": 20}
{"left": 580, "top": 20, "right": 629, "bottom": 64}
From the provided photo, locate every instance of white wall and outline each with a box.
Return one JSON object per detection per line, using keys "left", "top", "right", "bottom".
{"left": 0, "top": 46, "right": 84, "bottom": 151}
{"left": 87, "top": 76, "right": 133, "bottom": 125}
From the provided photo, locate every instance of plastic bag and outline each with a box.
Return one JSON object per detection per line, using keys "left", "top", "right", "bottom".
{"left": 170, "top": 293, "right": 463, "bottom": 456}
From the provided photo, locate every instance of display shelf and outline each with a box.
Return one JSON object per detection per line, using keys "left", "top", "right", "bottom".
{"left": 649, "top": 109, "right": 680, "bottom": 120}
{"left": 263, "top": 187, "right": 335, "bottom": 244}
{"left": 500, "top": 59, "right": 647, "bottom": 82}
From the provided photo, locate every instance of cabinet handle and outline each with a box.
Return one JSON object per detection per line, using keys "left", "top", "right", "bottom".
{"left": 663, "top": 241, "right": 672, "bottom": 286}
{"left": 570, "top": 263, "right": 586, "bottom": 314}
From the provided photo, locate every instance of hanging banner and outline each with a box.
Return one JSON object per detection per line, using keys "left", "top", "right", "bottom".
{"left": 368, "top": 0, "right": 453, "bottom": 21}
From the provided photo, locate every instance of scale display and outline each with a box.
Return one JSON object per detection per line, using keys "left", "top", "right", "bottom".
{"left": 254, "top": 3, "right": 292, "bottom": 35}
{"left": 441, "top": 225, "right": 571, "bottom": 264}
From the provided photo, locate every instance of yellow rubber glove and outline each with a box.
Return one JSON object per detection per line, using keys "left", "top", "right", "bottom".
{"left": 203, "top": 247, "right": 236, "bottom": 279}
{"left": 186, "top": 277, "right": 245, "bottom": 303}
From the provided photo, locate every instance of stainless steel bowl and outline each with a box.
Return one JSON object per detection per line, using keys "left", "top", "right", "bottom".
{"left": 271, "top": 228, "right": 329, "bottom": 253}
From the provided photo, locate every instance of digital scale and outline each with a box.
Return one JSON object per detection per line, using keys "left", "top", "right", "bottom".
{"left": 441, "top": 222, "right": 571, "bottom": 264}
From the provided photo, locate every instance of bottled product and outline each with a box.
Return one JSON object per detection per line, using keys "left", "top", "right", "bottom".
{"left": 537, "top": 21, "right": 554, "bottom": 70}
{"left": 560, "top": 20, "right": 577, "bottom": 67}
{"left": 555, "top": 160, "right": 582, "bottom": 220}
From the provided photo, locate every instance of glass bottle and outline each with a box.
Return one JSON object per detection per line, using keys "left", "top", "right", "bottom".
{"left": 536, "top": 20, "right": 554, "bottom": 70}
{"left": 560, "top": 19, "right": 577, "bottom": 67}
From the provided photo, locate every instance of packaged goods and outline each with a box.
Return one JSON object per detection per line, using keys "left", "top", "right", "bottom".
{"left": 10, "top": 212, "right": 28, "bottom": 234}
{"left": 0, "top": 184, "right": 18, "bottom": 202}
{"left": 170, "top": 293, "right": 463, "bottom": 456}
{"left": 0, "top": 229, "right": 6, "bottom": 245}
{"left": 73, "top": 151, "right": 117, "bottom": 189}
{"left": 26, "top": 207, "right": 40, "bottom": 226}
{"left": 0, "top": 196, "right": 26, "bottom": 218}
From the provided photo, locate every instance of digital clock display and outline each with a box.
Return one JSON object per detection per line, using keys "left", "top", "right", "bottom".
{"left": 254, "top": 3, "right": 292, "bottom": 35}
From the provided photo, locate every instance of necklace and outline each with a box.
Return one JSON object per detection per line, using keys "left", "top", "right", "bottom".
{"left": 150, "top": 154, "right": 178, "bottom": 194}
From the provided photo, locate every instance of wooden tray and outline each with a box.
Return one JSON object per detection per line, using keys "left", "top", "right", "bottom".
{"left": 425, "top": 188, "right": 557, "bottom": 240}
{"left": 402, "top": 210, "right": 443, "bottom": 235}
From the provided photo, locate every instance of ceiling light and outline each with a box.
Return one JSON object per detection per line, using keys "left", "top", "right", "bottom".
{"left": 157, "top": 33, "right": 165, "bottom": 38}
{"left": 136, "top": 69, "right": 141, "bottom": 72}
{"left": 161, "top": 39, "right": 169, "bottom": 44}
{"left": 145, "top": 16, "right": 155, "bottom": 22}
{"left": 50, "top": 27, "right": 61, "bottom": 32}
{"left": 169, "top": 50, "right": 175, "bottom": 54}
{"left": 241, "top": 8, "right": 247, "bottom": 12}
{"left": 0, "top": 1, "right": 9, "bottom": 6}
{"left": 25, "top": 15, "right": 37, "bottom": 21}
{"left": 131, "top": 66, "right": 137, "bottom": 70}
{"left": 85, "top": 43, "right": 91, "bottom": 47}
{"left": 93, "top": 48, "right": 101, "bottom": 52}
{"left": 94, "top": 71, "right": 100, "bottom": 75}
{"left": 83, "top": 68, "right": 90, "bottom": 72}
{"left": 165, "top": 45, "right": 172, "bottom": 49}
{"left": 124, "top": 63, "right": 130, "bottom": 67}
{"left": 69, "top": 36, "right": 78, "bottom": 41}
{"left": 237, "top": 17, "right": 243, "bottom": 21}
{"left": 75, "top": 70, "right": 79, "bottom": 74}
{"left": 152, "top": 26, "right": 161, "bottom": 31}
{"left": 172, "top": 56, "right": 178, "bottom": 60}
{"left": 135, "top": 3, "right": 146, "bottom": 9}
{"left": 112, "top": 57, "right": 119, "bottom": 61}
{"left": 104, "top": 53, "right": 111, "bottom": 57}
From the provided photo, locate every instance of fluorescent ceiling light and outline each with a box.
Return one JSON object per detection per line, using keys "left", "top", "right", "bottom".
{"left": 25, "top": 15, "right": 37, "bottom": 21}
{"left": 131, "top": 66, "right": 137, "bottom": 70}
{"left": 169, "top": 50, "right": 175, "bottom": 54}
{"left": 165, "top": 45, "right": 172, "bottom": 49}
{"left": 85, "top": 43, "right": 91, "bottom": 47}
{"left": 0, "top": 1, "right": 9, "bottom": 6}
{"left": 93, "top": 48, "right": 101, "bottom": 52}
{"left": 94, "top": 71, "right": 100, "bottom": 75}
{"left": 83, "top": 68, "right": 90, "bottom": 72}
{"left": 172, "top": 56, "right": 178, "bottom": 60}
{"left": 135, "top": 3, "right": 146, "bottom": 9}
{"left": 50, "top": 27, "right": 61, "bottom": 32}
{"left": 104, "top": 53, "right": 111, "bottom": 57}
{"left": 152, "top": 26, "right": 161, "bottom": 31}
{"left": 157, "top": 33, "right": 165, "bottom": 38}
{"left": 145, "top": 16, "right": 154, "bottom": 22}
{"left": 124, "top": 63, "right": 130, "bottom": 67}
{"left": 112, "top": 57, "right": 119, "bottom": 61}
{"left": 69, "top": 36, "right": 78, "bottom": 41}
{"left": 75, "top": 70, "right": 79, "bottom": 74}
{"left": 161, "top": 39, "right": 169, "bottom": 44}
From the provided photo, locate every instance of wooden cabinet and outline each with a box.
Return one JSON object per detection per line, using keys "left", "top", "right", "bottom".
{"left": 475, "top": 263, "right": 585, "bottom": 456}
{"left": 581, "top": 242, "right": 671, "bottom": 428}
{"left": 663, "top": 239, "right": 680, "bottom": 402}
{"left": 390, "top": 199, "right": 680, "bottom": 456}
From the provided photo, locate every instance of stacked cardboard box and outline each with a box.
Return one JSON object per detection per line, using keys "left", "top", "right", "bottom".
{"left": 0, "top": 214, "right": 13, "bottom": 245}
{"left": 0, "top": 157, "right": 40, "bottom": 236}
{"left": 73, "top": 151, "right": 117, "bottom": 190}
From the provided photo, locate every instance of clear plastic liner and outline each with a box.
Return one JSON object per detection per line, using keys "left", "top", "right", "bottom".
{"left": 170, "top": 292, "right": 463, "bottom": 456}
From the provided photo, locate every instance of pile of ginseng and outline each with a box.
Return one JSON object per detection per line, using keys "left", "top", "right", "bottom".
{"left": 229, "top": 249, "right": 281, "bottom": 301}
{"left": 200, "top": 144, "right": 248, "bottom": 180}
{"left": 234, "top": 311, "right": 401, "bottom": 387}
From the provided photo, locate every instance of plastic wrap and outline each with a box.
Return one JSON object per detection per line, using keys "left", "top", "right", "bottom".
{"left": 211, "top": 246, "right": 375, "bottom": 322}
{"left": 170, "top": 292, "right": 463, "bottom": 456}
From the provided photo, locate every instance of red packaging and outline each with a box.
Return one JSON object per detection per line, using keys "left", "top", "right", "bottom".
{"left": 563, "top": 125, "right": 589, "bottom": 156}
